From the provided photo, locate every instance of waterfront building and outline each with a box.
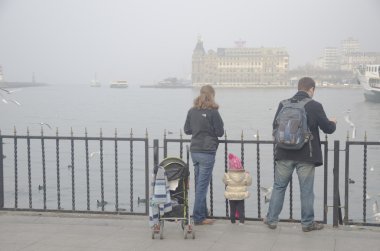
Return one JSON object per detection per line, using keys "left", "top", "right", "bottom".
{"left": 341, "top": 52, "right": 380, "bottom": 71}
{"left": 192, "top": 39, "right": 289, "bottom": 87}
{"left": 321, "top": 47, "right": 340, "bottom": 71}
{"left": 341, "top": 37, "right": 360, "bottom": 55}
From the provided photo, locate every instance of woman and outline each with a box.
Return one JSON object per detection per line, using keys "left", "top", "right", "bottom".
{"left": 184, "top": 85, "right": 224, "bottom": 225}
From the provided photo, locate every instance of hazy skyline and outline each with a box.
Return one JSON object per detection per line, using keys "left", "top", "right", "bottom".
{"left": 0, "top": 0, "right": 379, "bottom": 85}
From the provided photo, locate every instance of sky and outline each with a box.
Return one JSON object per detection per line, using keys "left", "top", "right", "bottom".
{"left": 0, "top": 0, "right": 379, "bottom": 85}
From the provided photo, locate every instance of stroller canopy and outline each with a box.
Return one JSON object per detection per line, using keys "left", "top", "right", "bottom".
{"left": 159, "top": 157, "right": 187, "bottom": 181}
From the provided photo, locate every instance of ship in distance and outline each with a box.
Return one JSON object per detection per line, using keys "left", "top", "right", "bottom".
{"left": 140, "top": 77, "right": 192, "bottom": 88}
{"left": 355, "top": 64, "right": 380, "bottom": 102}
{"left": 110, "top": 80, "right": 128, "bottom": 88}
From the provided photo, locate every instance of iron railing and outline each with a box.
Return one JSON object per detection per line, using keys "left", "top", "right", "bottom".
{"left": 342, "top": 133, "right": 380, "bottom": 227}
{"left": 163, "top": 131, "right": 329, "bottom": 224}
{"left": 1, "top": 129, "right": 379, "bottom": 228}
{"left": 0, "top": 128, "right": 149, "bottom": 215}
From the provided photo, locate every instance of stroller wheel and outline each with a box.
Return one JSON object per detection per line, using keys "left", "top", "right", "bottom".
{"left": 152, "top": 223, "right": 160, "bottom": 239}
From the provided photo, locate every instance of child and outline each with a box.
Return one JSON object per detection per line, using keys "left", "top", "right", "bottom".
{"left": 222, "top": 153, "right": 252, "bottom": 224}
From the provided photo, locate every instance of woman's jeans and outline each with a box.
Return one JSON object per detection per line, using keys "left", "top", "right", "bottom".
{"left": 191, "top": 152, "right": 216, "bottom": 223}
{"left": 266, "top": 160, "right": 316, "bottom": 227}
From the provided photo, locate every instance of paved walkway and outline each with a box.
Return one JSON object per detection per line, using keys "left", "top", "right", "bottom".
{"left": 0, "top": 211, "right": 380, "bottom": 251}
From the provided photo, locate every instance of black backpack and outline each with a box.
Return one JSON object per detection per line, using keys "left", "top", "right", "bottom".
{"left": 273, "top": 98, "right": 313, "bottom": 156}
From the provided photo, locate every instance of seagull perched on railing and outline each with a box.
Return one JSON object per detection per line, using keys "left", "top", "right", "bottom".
{"left": 344, "top": 111, "right": 356, "bottom": 139}
{"left": 372, "top": 201, "right": 380, "bottom": 222}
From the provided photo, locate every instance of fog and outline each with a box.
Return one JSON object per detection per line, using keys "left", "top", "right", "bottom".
{"left": 0, "top": 0, "right": 379, "bottom": 85}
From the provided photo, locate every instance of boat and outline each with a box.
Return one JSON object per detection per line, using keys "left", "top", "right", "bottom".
{"left": 355, "top": 65, "right": 380, "bottom": 102}
{"left": 110, "top": 80, "right": 128, "bottom": 88}
{"left": 90, "top": 74, "right": 101, "bottom": 87}
{"left": 140, "top": 77, "right": 192, "bottom": 88}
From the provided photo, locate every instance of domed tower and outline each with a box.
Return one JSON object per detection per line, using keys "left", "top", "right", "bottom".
{"left": 192, "top": 36, "right": 206, "bottom": 86}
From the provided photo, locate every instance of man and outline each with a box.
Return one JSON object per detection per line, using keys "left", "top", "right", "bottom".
{"left": 265, "top": 77, "right": 337, "bottom": 232}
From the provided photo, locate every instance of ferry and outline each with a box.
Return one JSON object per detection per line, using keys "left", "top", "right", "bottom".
{"left": 356, "top": 65, "right": 380, "bottom": 102}
{"left": 110, "top": 80, "right": 128, "bottom": 88}
{"left": 140, "top": 77, "right": 191, "bottom": 88}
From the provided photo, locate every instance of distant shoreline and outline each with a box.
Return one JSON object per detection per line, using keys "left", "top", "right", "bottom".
{"left": 0, "top": 81, "right": 49, "bottom": 88}
{"left": 140, "top": 84, "right": 362, "bottom": 89}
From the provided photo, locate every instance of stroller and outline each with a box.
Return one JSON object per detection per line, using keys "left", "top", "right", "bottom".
{"left": 149, "top": 156, "right": 195, "bottom": 239}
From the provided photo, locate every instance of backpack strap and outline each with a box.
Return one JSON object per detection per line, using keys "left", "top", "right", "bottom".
{"left": 281, "top": 97, "right": 312, "bottom": 108}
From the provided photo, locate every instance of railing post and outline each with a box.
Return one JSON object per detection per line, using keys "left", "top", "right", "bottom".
{"left": 333, "top": 140, "right": 340, "bottom": 227}
{"left": 344, "top": 137, "right": 350, "bottom": 225}
{"left": 145, "top": 130, "right": 149, "bottom": 215}
{"left": 0, "top": 135, "right": 3, "bottom": 208}
{"left": 153, "top": 139, "right": 159, "bottom": 167}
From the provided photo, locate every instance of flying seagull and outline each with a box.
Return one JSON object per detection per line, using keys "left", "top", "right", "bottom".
{"left": 37, "top": 122, "right": 52, "bottom": 129}
{"left": 90, "top": 151, "right": 100, "bottom": 158}
{"left": 0, "top": 93, "right": 21, "bottom": 106}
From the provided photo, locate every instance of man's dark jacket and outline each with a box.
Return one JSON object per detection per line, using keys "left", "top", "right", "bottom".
{"left": 273, "top": 91, "right": 336, "bottom": 166}
{"left": 184, "top": 108, "right": 224, "bottom": 153}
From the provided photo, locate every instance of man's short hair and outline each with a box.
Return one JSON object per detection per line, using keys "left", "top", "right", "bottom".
{"left": 298, "top": 77, "right": 315, "bottom": 91}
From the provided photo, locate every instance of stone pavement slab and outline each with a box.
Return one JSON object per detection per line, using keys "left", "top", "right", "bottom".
{"left": 0, "top": 211, "right": 379, "bottom": 251}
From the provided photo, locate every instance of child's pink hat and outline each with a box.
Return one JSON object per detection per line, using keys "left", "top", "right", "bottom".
{"left": 228, "top": 153, "right": 243, "bottom": 171}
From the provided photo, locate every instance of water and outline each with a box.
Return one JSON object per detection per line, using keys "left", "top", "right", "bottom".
{"left": 1, "top": 84, "right": 380, "bottom": 221}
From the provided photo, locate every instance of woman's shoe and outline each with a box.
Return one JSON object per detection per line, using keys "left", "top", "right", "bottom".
{"left": 195, "top": 219, "right": 215, "bottom": 225}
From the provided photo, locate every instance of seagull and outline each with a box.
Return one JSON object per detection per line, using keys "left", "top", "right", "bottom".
{"left": 90, "top": 151, "right": 100, "bottom": 158}
{"left": 0, "top": 87, "right": 10, "bottom": 94}
{"left": 96, "top": 199, "right": 108, "bottom": 207}
{"left": 372, "top": 201, "right": 380, "bottom": 222}
{"left": 0, "top": 91, "right": 21, "bottom": 106}
{"left": 344, "top": 112, "right": 356, "bottom": 139}
{"left": 348, "top": 178, "right": 355, "bottom": 184}
{"left": 261, "top": 186, "right": 273, "bottom": 203}
{"left": 38, "top": 185, "right": 44, "bottom": 191}
{"left": 38, "top": 122, "right": 52, "bottom": 129}
{"left": 366, "top": 193, "right": 371, "bottom": 200}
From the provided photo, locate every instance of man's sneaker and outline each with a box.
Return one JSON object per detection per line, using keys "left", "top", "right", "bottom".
{"left": 302, "top": 222, "right": 324, "bottom": 232}
{"left": 263, "top": 217, "right": 277, "bottom": 230}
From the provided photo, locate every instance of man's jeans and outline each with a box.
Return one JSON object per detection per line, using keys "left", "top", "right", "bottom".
{"left": 191, "top": 152, "right": 216, "bottom": 223}
{"left": 266, "top": 160, "right": 316, "bottom": 227}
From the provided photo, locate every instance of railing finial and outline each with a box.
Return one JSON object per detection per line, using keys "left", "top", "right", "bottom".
{"left": 130, "top": 128, "right": 133, "bottom": 138}
{"left": 241, "top": 130, "right": 244, "bottom": 140}
{"left": 115, "top": 128, "right": 118, "bottom": 138}
{"left": 145, "top": 128, "right": 148, "bottom": 138}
